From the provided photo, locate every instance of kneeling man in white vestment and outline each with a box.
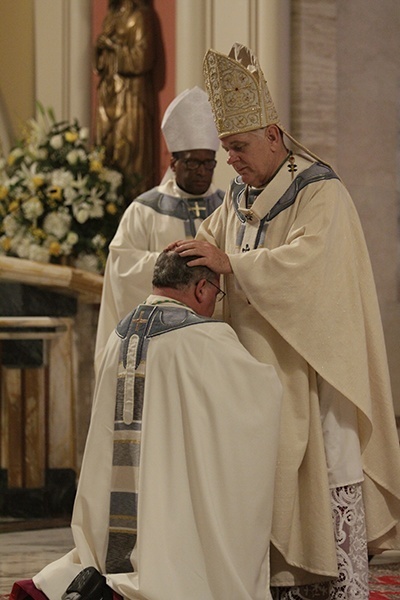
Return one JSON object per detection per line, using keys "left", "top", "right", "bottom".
{"left": 10, "top": 250, "right": 282, "bottom": 600}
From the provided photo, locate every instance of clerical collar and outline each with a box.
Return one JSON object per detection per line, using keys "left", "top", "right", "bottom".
{"left": 145, "top": 294, "right": 194, "bottom": 311}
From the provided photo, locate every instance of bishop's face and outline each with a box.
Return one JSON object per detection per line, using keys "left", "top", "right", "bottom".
{"left": 221, "top": 127, "right": 282, "bottom": 188}
{"left": 171, "top": 149, "right": 217, "bottom": 196}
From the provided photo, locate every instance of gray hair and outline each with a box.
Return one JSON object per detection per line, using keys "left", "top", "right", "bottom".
{"left": 152, "top": 251, "right": 216, "bottom": 289}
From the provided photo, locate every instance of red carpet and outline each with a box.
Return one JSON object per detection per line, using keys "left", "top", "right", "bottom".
{"left": 370, "top": 563, "right": 400, "bottom": 599}
{"left": 1, "top": 563, "right": 399, "bottom": 599}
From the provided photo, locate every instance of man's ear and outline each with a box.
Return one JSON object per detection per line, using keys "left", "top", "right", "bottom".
{"left": 266, "top": 125, "right": 282, "bottom": 148}
{"left": 170, "top": 156, "right": 177, "bottom": 173}
{"left": 194, "top": 279, "right": 207, "bottom": 304}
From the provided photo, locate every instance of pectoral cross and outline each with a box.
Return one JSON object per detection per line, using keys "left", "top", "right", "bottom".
{"left": 189, "top": 201, "right": 202, "bottom": 218}
{"left": 287, "top": 154, "right": 298, "bottom": 174}
{"left": 131, "top": 310, "right": 148, "bottom": 332}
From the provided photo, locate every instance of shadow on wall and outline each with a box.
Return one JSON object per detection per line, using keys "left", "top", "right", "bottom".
{"left": 0, "top": 89, "right": 13, "bottom": 155}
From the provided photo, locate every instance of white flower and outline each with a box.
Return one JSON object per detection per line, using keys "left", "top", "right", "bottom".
{"left": 100, "top": 168, "right": 123, "bottom": 190}
{"left": 66, "top": 149, "right": 86, "bottom": 165}
{"left": 9, "top": 147, "right": 24, "bottom": 161}
{"left": 19, "top": 162, "right": 46, "bottom": 194}
{"left": 26, "top": 114, "right": 48, "bottom": 147}
{"left": 15, "top": 239, "right": 32, "bottom": 259}
{"left": 71, "top": 173, "right": 89, "bottom": 193}
{"left": 79, "top": 127, "right": 89, "bottom": 141}
{"left": 29, "top": 243, "right": 50, "bottom": 263}
{"left": 50, "top": 168, "right": 74, "bottom": 188}
{"left": 75, "top": 207, "right": 90, "bottom": 224}
{"left": 63, "top": 186, "right": 78, "bottom": 204}
{"left": 75, "top": 252, "right": 99, "bottom": 273}
{"left": 89, "top": 202, "right": 104, "bottom": 219}
{"left": 50, "top": 134, "right": 63, "bottom": 149}
{"left": 29, "top": 146, "right": 48, "bottom": 161}
{"left": 92, "top": 234, "right": 106, "bottom": 249}
{"left": 22, "top": 197, "right": 44, "bottom": 220}
{"left": 66, "top": 231, "right": 79, "bottom": 245}
{"left": 3, "top": 214, "right": 20, "bottom": 237}
{"left": 66, "top": 150, "right": 79, "bottom": 165}
{"left": 43, "top": 210, "right": 72, "bottom": 239}
{"left": 87, "top": 190, "right": 105, "bottom": 219}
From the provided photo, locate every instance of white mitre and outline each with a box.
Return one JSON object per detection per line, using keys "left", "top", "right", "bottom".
{"left": 161, "top": 86, "right": 220, "bottom": 153}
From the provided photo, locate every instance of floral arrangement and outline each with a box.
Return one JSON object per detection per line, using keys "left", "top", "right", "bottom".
{"left": 0, "top": 105, "right": 126, "bottom": 274}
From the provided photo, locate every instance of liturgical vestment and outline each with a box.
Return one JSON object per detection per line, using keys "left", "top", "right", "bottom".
{"left": 197, "top": 153, "right": 400, "bottom": 585}
{"left": 94, "top": 179, "right": 223, "bottom": 371}
{"left": 33, "top": 297, "right": 282, "bottom": 600}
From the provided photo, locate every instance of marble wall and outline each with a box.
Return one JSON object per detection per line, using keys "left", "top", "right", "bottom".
{"left": 291, "top": 0, "right": 400, "bottom": 412}
{"left": 0, "top": 281, "right": 99, "bottom": 515}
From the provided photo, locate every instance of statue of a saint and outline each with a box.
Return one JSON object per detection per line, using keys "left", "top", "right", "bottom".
{"left": 95, "top": 0, "right": 156, "bottom": 199}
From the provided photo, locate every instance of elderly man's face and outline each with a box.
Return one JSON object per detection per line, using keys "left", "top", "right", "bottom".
{"left": 221, "top": 128, "right": 281, "bottom": 187}
{"left": 171, "top": 149, "right": 216, "bottom": 196}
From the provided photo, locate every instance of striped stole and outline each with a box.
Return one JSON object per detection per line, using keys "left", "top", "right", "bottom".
{"left": 105, "top": 307, "right": 153, "bottom": 573}
{"left": 104, "top": 303, "right": 217, "bottom": 573}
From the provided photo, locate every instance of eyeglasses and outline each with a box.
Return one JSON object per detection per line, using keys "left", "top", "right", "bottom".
{"left": 206, "top": 279, "right": 226, "bottom": 302}
{"left": 180, "top": 158, "right": 217, "bottom": 171}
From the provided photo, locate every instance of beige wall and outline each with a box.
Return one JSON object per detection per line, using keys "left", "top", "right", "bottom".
{"left": 337, "top": 0, "right": 400, "bottom": 412}
{"left": 0, "top": 0, "right": 35, "bottom": 143}
{"left": 292, "top": 0, "right": 400, "bottom": 412}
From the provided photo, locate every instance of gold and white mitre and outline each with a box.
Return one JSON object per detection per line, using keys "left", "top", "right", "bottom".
{"left": 203, "top": 42, "right": 325, "bottom": 164}
{"left": 203, "top": 42, "right": 281, "bottom": 138}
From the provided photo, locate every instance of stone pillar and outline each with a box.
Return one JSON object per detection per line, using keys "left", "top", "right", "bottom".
{"left": 34, "top": 0, "right": 91, "bottom": 127}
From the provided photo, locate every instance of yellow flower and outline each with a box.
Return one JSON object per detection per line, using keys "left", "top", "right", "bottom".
{"left": 1, "top": 237, "right": 11, "bottom": 251}
{"left": 32, "top": 176, "right": 45, "bottom": 188}
{"left": 90, "top": 159, "right": 103, "bottom": 173}
{"left": 49, "top": 241, "right": 62, "bottom": 256}
{"left": 65, "top": 130, "right": 78, "bottom": 143}
{"left": 7, "top": 154, "right": 15, "bottom": 166}
{"left": 106, "top": 202, "right": 117, "bottom": 215}
{"left": 0, "top": 185, "right": 8, "bottom": 200}
{"left": 48, "top": 186, "right": 63, "bottom": 201}
{"left": 9, "top": 200, "right": 20, "bottom": 212}
{"left": 31, "top": 227, "right": 46, "bottom": 240}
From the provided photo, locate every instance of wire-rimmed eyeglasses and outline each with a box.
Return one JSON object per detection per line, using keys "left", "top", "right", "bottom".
{"left": 206, "top": 279, "right": 226, "bottom": 302}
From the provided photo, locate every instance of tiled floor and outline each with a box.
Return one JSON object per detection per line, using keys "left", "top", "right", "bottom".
{"left": 0, "top": 526, "right": 399, "bottom": 595}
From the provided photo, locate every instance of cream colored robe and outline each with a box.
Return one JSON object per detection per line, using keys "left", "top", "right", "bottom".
{"left": 94, "top": 179, "right": 223, "bottom": 371}
{"left": 197, "top": 153, "right": 400, "bottom": 585}
{"left": 34, "top": 297, "right": 282, "bottom": 600}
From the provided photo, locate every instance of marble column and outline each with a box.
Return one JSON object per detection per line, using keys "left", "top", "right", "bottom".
{"left": 34, "top": 0, "right": 91, "bottom": 127}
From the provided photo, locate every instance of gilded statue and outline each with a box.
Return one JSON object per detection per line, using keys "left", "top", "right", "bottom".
{"left": 95, "top": 0, "right": 156, "bottom": 199}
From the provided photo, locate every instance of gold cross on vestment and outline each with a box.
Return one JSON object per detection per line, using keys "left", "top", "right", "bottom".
{"left": 189, "top": 201, "right": 202, "bottom": 218}
{"left": 131, "top": 310, "right": 148, "bottom": 332}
